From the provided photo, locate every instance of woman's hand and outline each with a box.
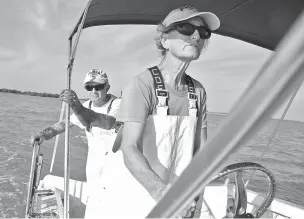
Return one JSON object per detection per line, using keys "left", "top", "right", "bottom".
{"left": 153, "top": 183, "right": 196, "bottom": 218}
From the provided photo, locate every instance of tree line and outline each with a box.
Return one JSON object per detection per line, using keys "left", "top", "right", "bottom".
{"left": 0, "top": 88, "right": 59, "bottom": 98}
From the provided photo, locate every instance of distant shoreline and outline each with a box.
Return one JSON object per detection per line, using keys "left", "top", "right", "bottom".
{"left": 0, "top": 88, "right": 59, "bottom": 98}
{"left": 0, "top": 88, "right": 89, "bottom": 100}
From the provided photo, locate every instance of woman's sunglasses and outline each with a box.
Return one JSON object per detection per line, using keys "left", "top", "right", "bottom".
{"left": 165, "top": 22, "right": 211, "bottom": 39}
{"left": 85, "top": 84, "right": 106, "bottom": 91}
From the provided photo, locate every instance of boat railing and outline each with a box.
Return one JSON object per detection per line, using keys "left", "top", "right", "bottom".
{"left": 25, "top": 141, "right": 41, "bottom": 218}
{"left": 25, "top": 141, "right": 64, "bottom": 218}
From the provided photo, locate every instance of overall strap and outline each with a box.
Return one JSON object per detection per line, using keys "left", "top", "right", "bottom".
{"left": 148, "top": 66, "right": 168, "bottom": 115}
{"left": 89, "top": 96, "right": 116, "bottom": 114}
{"left": 85, "top": 101, "right": 93, "bottom": 132}
{"left": 88, "top": 101, "right": 92, "bottom": 109}
{"left": 186, "top": 75, "right": 198, "bottom": 117}
{"left": 107, "top": 97, "right": 117, "bottom": 114}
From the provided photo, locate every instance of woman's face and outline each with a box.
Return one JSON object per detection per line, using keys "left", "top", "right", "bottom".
{"left": 163, "top": 17, "right": 207, "bottom": 61}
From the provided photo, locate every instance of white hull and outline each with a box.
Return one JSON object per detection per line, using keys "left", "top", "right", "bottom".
{"left": 39, "top": 174, "right": 304, "bottom": 219}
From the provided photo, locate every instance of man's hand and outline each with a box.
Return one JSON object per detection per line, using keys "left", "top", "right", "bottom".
{"left": 30, "top": 132, "right": 44, "bottom": 146}
{"left": 59, "top": 89, "right": 82, "bottom": 112}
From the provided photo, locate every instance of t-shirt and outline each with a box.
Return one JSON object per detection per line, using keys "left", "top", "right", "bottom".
{"left": 117, "top": 69, "right": 207, "bottom": 128}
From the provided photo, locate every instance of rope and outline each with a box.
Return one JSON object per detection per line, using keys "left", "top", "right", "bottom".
{"left": 245, "top": 82, "right": 302, "bottom": 187}
{"left": 49, "top": 0, "right": 90, "bottom": 174}
{"left": 50, "top": 102, "right": 65, "bottom": 172}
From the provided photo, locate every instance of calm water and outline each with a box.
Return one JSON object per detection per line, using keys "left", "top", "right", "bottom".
{"left": 0, "top": 93, "right": 304, "bottom": 218}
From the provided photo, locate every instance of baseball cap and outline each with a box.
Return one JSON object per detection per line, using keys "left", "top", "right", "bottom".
{"left": 83, "top": 69, "right": 108, "bottom": 85}
{"left": 158, "top": 6, "right": 220, "bottom": 31}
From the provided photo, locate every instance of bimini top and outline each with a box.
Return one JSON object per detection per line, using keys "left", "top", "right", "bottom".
{"left": 71, "top": 0, "right": 304, "bottom": 51}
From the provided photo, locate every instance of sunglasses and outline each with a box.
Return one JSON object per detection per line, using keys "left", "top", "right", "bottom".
{"left": 85, "top": 84, "right": 106, "bottom": 91}
{"left": 166, "top": 22, "right": 211, "bottom": 39}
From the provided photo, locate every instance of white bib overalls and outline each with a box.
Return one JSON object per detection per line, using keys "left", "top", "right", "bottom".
{"left": 85, "top": 67, "right": 199, "bottom": 219}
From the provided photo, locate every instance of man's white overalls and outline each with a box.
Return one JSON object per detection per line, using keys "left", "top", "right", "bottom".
{"left": 83, "top": 97, "right": 121, "bottom": 218}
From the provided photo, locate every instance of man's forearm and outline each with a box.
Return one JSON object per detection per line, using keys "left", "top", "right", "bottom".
{"left": 122, "top": 146, "right": 165, "bottom": 199}
{"left": 40, "top": 121, "right": 66, "bottom": 140}
{"left": 72, "top": 105, "right": 116, "bottom": 130}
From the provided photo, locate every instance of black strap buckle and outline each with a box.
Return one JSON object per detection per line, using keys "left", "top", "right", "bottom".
{"left": 156, "top": 89, "right": 168, "bottom": 98}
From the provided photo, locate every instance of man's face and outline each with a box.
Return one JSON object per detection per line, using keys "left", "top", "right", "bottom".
{"left": 163, "top": 17, "right": 207, "bottom": 61}
{"left": 84, "top": 82, "right": 109, "bottom": 102}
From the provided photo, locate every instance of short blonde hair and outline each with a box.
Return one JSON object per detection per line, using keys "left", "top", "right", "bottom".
{"left": 155, "top": 24, "right": 167, "bottom": 56}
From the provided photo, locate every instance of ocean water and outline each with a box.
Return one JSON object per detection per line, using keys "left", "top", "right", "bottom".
{"left": 0, "top": 93, "right": 303, "bottom": 218}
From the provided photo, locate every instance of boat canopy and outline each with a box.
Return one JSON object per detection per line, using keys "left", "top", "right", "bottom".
{"left": 70, "top": 0, "right": 304, "bottom": 51}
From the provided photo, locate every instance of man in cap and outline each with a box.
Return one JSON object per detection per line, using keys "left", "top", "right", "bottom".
{"left": 31, "top": 69, "right": 120, "bottom": 213}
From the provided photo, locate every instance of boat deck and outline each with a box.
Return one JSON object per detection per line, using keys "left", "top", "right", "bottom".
{"left": 29, "top": 189, "right": 63, "bottom": 218}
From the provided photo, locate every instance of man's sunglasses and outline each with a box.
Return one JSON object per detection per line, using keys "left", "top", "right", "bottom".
{"left": 85, "top": 84, "right": 106, "bottom": 91}
{"left": 165, "top": 23, "right": 211, "bottom": 39}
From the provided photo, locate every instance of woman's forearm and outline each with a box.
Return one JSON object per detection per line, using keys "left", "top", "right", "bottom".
{"left": 122, "top": 145, "right": 165, "bottom": 199}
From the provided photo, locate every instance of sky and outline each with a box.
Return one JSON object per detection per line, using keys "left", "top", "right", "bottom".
{"left": 1, "top": 0, "right": 304, "bottom": 122}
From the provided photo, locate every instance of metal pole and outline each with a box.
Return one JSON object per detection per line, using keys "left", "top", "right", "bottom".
{"left": 147, "top": 11, "right": 304, "bottom": 218}
{"left": 63, "top": 1, "right": 92, "bottom": 218}
{"left": 64, "top": 61, "right": 72, "bottom": 219}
